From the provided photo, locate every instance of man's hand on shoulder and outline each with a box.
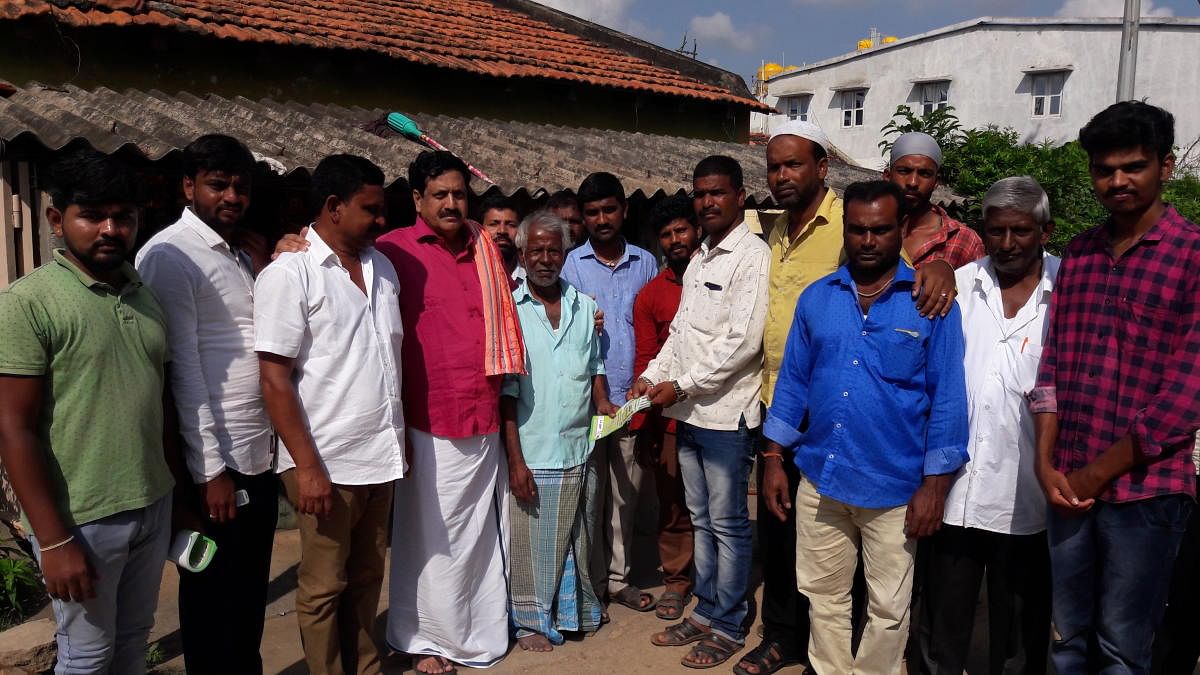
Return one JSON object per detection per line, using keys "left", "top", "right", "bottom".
{"left": 272, "top": 226, "right": 310, "bottom": 260}
{"left": 912, "top": 260, "right": 956, "bottom": 318}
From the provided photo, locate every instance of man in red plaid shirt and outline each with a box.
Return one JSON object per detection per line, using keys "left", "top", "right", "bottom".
{"left": 1030, "top": 101, "right": 1200, "bottom": 673}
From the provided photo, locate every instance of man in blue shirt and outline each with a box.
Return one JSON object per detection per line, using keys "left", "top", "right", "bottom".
{"left": 561, "top": 172, "right": 659, "bottom": 614}
{"left": 761, "top": 180, "right": 969, "bottom": 675}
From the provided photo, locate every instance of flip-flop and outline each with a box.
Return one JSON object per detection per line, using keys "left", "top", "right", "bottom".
{"left": 612, "top": 585, "right": 656, "bottom": 612}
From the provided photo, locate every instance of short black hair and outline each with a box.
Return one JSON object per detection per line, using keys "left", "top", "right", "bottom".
{"left": 578, "top": 172, "right": 626, "bottom": 207}
{"left": 842, "top": 180, "right": 906, "bottom": 220}
{"left": 1079, "top": 101, "right": 1175, "bottom": 162}
{"left": 476, "top": 192, "right": 520, "bottom": 221}
{"left": 408, "top": 150, "right": 470, "bottom": 195}
{"left": 693, "top": 155, "right": 744, "bottom": 190}
{"left": 47, "top": 148, "right": 138, "bottom": 210}
{"left": 545, "top": 189, "right": 579, "bottom": 212}
{"left": 310, "top": 154, "right": 385, "bottom": 213}
{"left": 646, "top": 194, "right": 696, "bottom": 234}
{"left": 182, "top": 134, "right": 255, "bottom": 179}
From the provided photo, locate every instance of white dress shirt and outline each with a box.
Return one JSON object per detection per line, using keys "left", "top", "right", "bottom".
{"left": 253, "top": 227, "right": 406, "bottom": 485}
{"left": 641, "top": 221, "right": 770, "bottom": 431}
{"left": 135, "top": 208, "right": 272, "bottom": 483}
{"left": 943, "top": 252, "right": 1061, "bottom": 535}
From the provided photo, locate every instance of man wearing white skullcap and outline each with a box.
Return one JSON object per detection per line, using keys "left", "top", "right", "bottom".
{"left": 883, "top": 132, "right": 984, "bottom": 272}
{"left": 743, "top": 123, "right": 964, "bottom": 675}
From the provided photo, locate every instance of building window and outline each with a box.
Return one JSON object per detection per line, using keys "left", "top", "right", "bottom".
{"left": 786, "top": 95, "right": 811, "bottom": 121}
{"left": 919, "top": 81, "right": 949, "bottom": 115}
{"left": 841, "top": 89, "right": 866, "bottom": 128}
{"left": 1031, "top": 72, "right": 1065, "bottom": 118}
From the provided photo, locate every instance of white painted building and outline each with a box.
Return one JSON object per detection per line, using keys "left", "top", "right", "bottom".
{"left": 760, "top": 17, "right": 1200, "bottom": 169}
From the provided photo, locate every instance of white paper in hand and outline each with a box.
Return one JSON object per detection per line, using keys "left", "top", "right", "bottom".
{"left": 589, "top": 396, "right": 652, "bottom": 443}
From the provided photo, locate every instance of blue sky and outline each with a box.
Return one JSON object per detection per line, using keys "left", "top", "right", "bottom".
{"left": 534, "top": 0, "right": 1197, "bottom": 88}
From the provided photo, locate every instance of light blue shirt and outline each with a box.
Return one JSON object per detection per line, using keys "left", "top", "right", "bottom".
{"left": 764, "top": 263, "right": 969, "bottom": 509}
{"left": 502, "top": 279, "right": 605, "bottom": 470}
{"left": 560, "top": 239, "right": 657, "bottom": 403}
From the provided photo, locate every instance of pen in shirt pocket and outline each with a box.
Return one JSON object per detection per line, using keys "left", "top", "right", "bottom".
{"left": 1020, "top": 336, "right": 1029, "bottom": 353}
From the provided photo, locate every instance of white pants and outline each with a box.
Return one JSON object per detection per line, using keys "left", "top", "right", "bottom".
{"left": 794, "top": 478, "right": 915, "bottom": 675}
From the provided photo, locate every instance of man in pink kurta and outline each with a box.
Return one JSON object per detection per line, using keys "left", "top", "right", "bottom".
{"left": 380, "top": 152, "right": 508, "bottom": 673}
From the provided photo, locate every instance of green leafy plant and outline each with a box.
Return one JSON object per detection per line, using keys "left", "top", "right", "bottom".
{"left": 1164, "top": 174, "right": 1200, "bottom": 222}
{"left": 878, "top": 104, "right": 964, "bottom": 157}
{"left": 0, "top": 549, "right": 43, "bottom": 626}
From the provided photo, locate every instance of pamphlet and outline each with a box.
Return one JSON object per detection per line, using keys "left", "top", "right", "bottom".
{"left": 589, "top": 396, "right": 652, "bottom": 443}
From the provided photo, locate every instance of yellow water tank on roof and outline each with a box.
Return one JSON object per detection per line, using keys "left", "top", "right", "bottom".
{"left": 758, "top": 62, "right": 784, "bottom": 81}
{"left": 883, "top": 36, "right": 898, "bottom": 44}
{"left": 857, "top": 38, "right": 873, "bottom": 50}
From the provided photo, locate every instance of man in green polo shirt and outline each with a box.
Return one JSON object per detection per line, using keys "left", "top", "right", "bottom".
{"left": 0, "top": 150, "right": 175, "bottom": 674}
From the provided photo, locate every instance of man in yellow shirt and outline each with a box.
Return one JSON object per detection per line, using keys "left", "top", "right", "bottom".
{"left": 738, "top": 121, "right": 958, "bottom": 675}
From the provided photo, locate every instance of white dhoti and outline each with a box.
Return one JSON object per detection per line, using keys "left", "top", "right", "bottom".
{"left": 387, "top": 428, "right": 509, "bottom": 666}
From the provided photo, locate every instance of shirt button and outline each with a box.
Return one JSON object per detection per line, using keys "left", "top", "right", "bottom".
{"left": 984, "top": 404, "right": 991, "bottom": 410}
{"left": 835, "top": 423, "right": 843, "bottom": 429}
{"left": 860, "top": 331, "right": 868, "bottom": 336}
{"left": 852, "top": 359, "right": 859, "bottom": 366}
{"left": 828, "top": 453, "right": 835, "bottom": 459}
{"left": 842, "top": 391, "right": 848, "bottom": 397}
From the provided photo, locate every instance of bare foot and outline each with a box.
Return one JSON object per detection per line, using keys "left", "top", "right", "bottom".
{"left": 414, "top": 654, "right": 456, "bottom": 673}
{"left": 518, "top": 633, "right": 554, "bottom": 652}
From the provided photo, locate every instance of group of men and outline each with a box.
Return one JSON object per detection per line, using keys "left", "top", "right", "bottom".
{"left": 0, "top": 98, "right": 1195, "bottom": 675}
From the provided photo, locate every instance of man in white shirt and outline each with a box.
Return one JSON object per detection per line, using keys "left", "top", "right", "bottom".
{"left": 632, "top": 155, "right": 770, "bottom": 669}
{"left": 921, "top": 177, "right": 1058, "bottom": 674}
{"left": 256, "top": 154, "right": 406, "bottom": 675}
{"left": 135, "top": 134, "right": 276, "bottom": 674}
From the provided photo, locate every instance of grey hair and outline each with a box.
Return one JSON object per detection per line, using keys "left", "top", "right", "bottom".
{"left": 981, "top": 176, "right": 1052, "bottom": 226}
{"left": 515, "top": 209, "right": 573, "bottom": 250}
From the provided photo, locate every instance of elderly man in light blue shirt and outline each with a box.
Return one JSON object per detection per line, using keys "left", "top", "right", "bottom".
{"left": 502, "top": 210, "right": 618, "bottom": 653}
{"left": 561, "top": 172, "right": 659, "bottom": 613}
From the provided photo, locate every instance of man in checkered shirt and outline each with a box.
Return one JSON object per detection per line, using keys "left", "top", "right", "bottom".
{"left": 1030, "top": 101, "right": 1200, "bottom": 673}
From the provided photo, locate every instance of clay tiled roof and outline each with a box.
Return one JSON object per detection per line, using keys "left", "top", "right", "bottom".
{"left": 0, "top": 83, "right": 878, "bottom": 202}
{"left": 1, "top": 0, "right": 770, "bottom": 111}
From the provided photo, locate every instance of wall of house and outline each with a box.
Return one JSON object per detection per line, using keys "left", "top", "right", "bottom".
{"left": 0, "top": 18, "right": 751, "bottom": 143}
{"left": 763, "top": 22, "right": 1200, "bottom": 168}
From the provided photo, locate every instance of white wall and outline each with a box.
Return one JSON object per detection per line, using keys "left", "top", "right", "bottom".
{"left": 765, "top": 20, "right": 1200, "bottom": 169}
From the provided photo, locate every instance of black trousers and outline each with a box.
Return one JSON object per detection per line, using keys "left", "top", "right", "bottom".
{"left": 755, "top": 455, "right": 811, "bottom": 660}
{"left": 916, "top": 525, "right": 1051, "bottom": 675}
{"left": 1151, "top": 485, "right": 1200, "bottom": 675}
{"left": 179, "top": 469, "right": 279, "bottom": 675}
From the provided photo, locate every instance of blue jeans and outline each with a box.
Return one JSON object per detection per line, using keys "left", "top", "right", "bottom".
{"left": 31, "top": 495, "right": 171, "bottom": 675}
{"left": 676, "top": 419, "right": 756, "bottom": 642}
{"left": 1047, "top": 495, "right": 1192, "bottom": 675}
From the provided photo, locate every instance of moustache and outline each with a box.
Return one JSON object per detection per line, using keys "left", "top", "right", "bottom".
{"left": 1106, "top": 189, "right": 1135, "bottom": 198}
{"left": 438, "top": 210, "right": 462, "bottom": 219}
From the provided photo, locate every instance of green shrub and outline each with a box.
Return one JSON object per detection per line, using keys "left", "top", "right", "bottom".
{"left": 0, "top": 547, "right": 44, "bottom": 628}
{"left": 1164, "top": 174, "right": 1200, "bottom": 223}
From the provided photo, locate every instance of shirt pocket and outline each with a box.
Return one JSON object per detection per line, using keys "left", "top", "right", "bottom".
{"left": 691, "top": 267, "right": 736, "bottom": 337}
{"left": 874, "top": 329, "right": 925, "bottom": 383}
{"left": 1122, "top": 292, "right": 1176, "bottom": 352}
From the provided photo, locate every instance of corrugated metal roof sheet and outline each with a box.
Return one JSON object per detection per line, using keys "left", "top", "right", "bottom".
{"left": 0, "top": 83, "right": 881, "bottom": 202}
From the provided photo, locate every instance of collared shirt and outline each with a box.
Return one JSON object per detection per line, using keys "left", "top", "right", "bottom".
{"left": 631, "top": 265, "right": 684, "bottom": 434}
{"left": 502, "top": 280, "right": 604, "bottom": 470}
{"left": 906, "top": 206, "right": 985, "bottom": 270}
{"left": 376, "top": 217, "right": 501, "bottom": 438}
{"left": 1030, "top": 206, "right": 1200, "bottom": 502}
{"left": 561, "top": 238, "right": 658, "bottom": 403}
{"left": 254, "top": 227, "right": 406, "bottom": 485}
{"left": 764, "top": 263, "right": 969, "bottom": 509}
{"left": 762, "top": 189, "right": 846, "bottom": 405}
{"left": 642, "top": 222, "right": 770, "bottom": 431}
{"left": 0, "top": 252, "right": 174, "bottom": 528}
{"left": 944, "top": 253, "right": 1061, "bottom": 535}
{"left": 136, "top": 208, "right": 272, "bottom": 483}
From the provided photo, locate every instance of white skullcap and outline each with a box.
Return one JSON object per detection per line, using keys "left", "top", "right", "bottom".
{"left": 769, "top": 120, "right": 829, "bottom": 155}
{"left": 890, "top": 132, "right": 943, "bottom": 167}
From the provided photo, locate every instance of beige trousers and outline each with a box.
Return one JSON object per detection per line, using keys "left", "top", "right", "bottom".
{"left": 281, "top": 471, "right": 394, "bottom": 675}
{"left": 586, "top": 429, "right": 646, "bottom": 597}
{"left": 794, "top": 477, "right": 915, "bottom": 675}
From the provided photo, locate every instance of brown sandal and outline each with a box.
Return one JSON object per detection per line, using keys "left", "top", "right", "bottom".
{"left": 682, "top": 634, "right": 743, "bottom": 669}
{"left": 651, "top": 618, "right": 710, "bottom": 646}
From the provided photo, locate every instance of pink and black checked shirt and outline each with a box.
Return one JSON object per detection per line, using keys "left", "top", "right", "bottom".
{"left": 909, "top": 206, "right": 986, "bottom": 270}
{"left": 1029, "top": 206, "right": 1200, "bottom": 502}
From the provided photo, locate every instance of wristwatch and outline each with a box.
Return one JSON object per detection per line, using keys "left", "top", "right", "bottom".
{"left": 671, "top": 380, "right": 689, "bottom": 403}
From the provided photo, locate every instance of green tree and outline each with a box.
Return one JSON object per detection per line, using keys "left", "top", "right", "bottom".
{"left": 878, "top": 104, "right": 964, "bottom": 158}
